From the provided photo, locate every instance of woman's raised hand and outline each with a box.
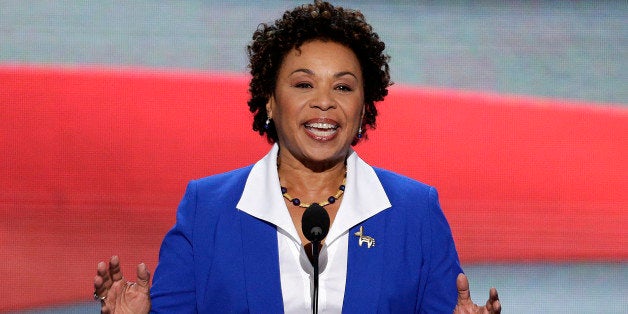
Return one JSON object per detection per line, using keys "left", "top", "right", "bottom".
{"left": 453, "top": 273, "right": 501, "bottom": 314}
{"left": 94, "top": 256, "right": 152, "bottom": 314}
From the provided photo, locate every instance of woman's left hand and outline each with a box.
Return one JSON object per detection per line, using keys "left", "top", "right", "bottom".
{"left": 453, "top": 273, "right": 501, "bottom": 314}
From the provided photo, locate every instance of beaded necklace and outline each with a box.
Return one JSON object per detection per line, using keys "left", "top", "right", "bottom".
{"left": 280, "top": 171, "right": 346, "bottom": 208}
{"left": 277, "top": 151, "right": 347, "bottom": 208}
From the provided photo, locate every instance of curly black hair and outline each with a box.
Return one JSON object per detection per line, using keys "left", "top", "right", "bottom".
{"left": 247, "top": 0, "right": 391, "bottom": 144}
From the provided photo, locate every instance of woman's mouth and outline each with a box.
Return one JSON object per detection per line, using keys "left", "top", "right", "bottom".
{"left": 304, "top": 120, "right": 339, "bottom": 141}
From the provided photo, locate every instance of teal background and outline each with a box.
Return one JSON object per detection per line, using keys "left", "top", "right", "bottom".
{"left": 2, "top": 0, "right": 626, "bottom": 104}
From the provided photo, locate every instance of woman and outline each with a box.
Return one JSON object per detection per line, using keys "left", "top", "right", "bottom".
{"left": 94, "top": 1, "right": 501, "bottom": 313}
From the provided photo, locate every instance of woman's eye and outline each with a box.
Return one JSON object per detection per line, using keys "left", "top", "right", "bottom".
{"left": 293, "top": 82, "right": 312, "bottom": 89}
{"left": 336, "top": 85, "right": 353, "bottom": 92}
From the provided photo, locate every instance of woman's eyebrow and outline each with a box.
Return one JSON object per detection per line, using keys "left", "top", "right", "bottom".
{"left": 289, "top": 68, "right": 358, "bottom": 80}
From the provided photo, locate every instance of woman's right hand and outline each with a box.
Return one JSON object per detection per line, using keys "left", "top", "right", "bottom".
{"left": 94, "top": 256, "right": 152, "bottom": 314}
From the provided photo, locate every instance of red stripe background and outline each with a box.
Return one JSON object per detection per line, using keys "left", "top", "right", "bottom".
{"left": 1, "top": 65, "right": 626, "bottom": 310}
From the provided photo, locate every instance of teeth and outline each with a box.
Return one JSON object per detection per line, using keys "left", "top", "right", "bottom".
{"left": 306, "top": 122, "right": 337, "bottom": 129}
{"left": 305, "top": 122, "right": 338, "bottom": 138}
{"left": 309, "top": 128, "right": 336, "bottom": 137}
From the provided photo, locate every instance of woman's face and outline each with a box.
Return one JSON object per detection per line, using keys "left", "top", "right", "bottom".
{"left": 268, "top": 40, "right": 364, "bottom": 168}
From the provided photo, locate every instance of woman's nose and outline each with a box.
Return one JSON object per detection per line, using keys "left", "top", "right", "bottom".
{"left": 309, "top": 89, "right": 336, "bottom": 111}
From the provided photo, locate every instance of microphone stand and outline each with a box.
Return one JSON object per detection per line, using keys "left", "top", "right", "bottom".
{"left": 312, "top": 239, "right": 321, "bottom": 314}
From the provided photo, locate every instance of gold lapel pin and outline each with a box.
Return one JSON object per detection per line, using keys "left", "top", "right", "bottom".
{"left": 354, "top": 226, "right": 375, "bottom": 248}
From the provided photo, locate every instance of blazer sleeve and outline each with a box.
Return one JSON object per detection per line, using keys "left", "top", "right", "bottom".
{"left": 150, "top": 181, "right": 199, "bottom": 314}
{"left": 418, "top": 187, "right": 463, "bottom": 313}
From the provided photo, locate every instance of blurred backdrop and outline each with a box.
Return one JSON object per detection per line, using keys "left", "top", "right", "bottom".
{"left": 1, "top": 1, "right": 626, "bottom": 313}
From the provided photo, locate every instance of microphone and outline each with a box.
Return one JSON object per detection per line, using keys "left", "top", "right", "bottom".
{"left": 301, "top": 203, "right": 330, "bottom": 314}
{"left": 301, "top": 203, "right": 330, "bottom": 242}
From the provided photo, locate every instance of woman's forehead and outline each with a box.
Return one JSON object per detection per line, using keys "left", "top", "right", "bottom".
{"left": 279, "top": 41, "right": 361, "bottom": 75}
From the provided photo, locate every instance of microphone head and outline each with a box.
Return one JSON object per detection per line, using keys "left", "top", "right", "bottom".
{"left": 301, "top": 203, "right": 330, "bottom": 242}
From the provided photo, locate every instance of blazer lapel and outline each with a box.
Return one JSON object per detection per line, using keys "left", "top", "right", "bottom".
{"left": 342, "top": 213, "right": 387, "bottom": 312}
{"left": 240, "top": 211, "right": 284, "bottom": 313}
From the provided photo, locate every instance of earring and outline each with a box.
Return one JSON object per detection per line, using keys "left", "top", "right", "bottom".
{"left": 264, "top": 117, "right": 271, "bottom": 130}
{"left": 357, "top": 109, "right": 365, "bottom": 139}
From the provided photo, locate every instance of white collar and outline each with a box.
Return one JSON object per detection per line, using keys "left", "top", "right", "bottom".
{"left": 236, "top": 144, "right": 391, "bottom": 245}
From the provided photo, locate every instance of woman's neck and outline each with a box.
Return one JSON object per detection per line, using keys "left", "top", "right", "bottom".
{"left": 277, "top": 153, "right": 347, "bottom": 203}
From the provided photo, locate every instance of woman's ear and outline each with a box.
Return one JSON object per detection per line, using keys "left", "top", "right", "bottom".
{"left": 359, "top": 105, "right": 366, "bottom": 125}
{"left": 266, "top": 95, "right": 274, "bottom": 119}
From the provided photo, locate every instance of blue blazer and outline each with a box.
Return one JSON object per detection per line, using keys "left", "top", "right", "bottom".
{"left": 150, "top": 166, "right": 462, "bottom": 313}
